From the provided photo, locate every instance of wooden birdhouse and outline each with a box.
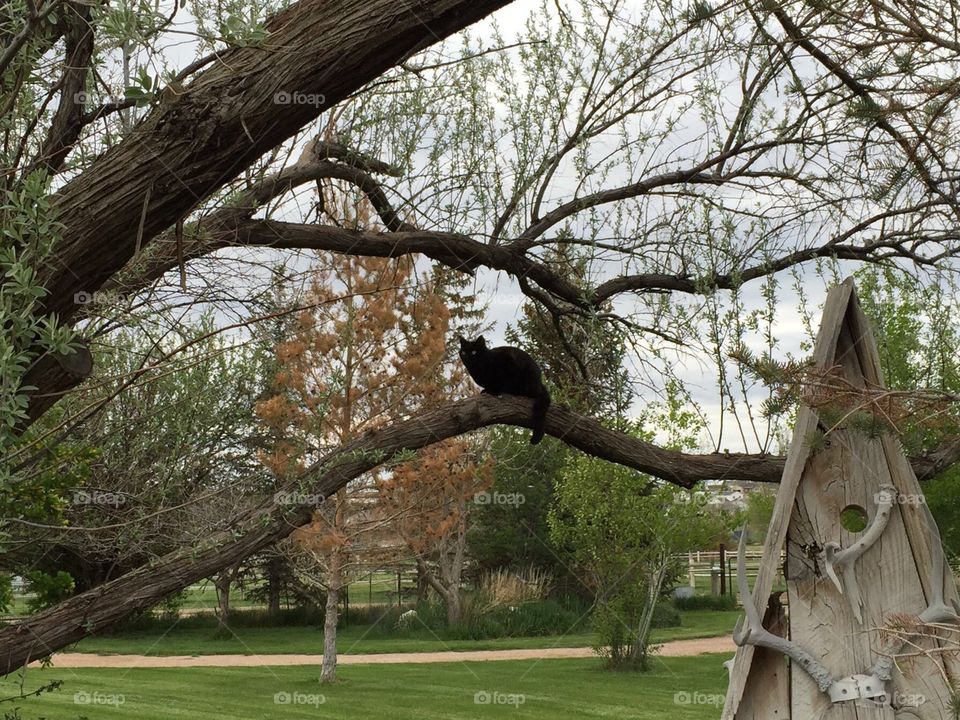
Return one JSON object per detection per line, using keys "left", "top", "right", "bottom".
{"left": 722, "top": 278, "right": 960, "bottom": 719}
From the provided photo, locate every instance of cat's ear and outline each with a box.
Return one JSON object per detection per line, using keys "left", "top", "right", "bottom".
{"left": 476, "top": 336, "right": 487, "bottom": 348}
{"left": 458, "top": 335, "right": 467, "bottom": 347}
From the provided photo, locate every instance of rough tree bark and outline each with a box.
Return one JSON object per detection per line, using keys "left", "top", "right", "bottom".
{"left": 213, "top": 570, "right": 233, "bottom": 634}
{"left": 22, "top": 0, "right": 516, "bottom": 425}
{"left": 266, "top": 554, "right": 283, "bottom": 615}
{"left": 321, "top": 565, "right": 341, "bottom": 683}
{"left": 0, "top": 395, "right": 955, "bottom": 674}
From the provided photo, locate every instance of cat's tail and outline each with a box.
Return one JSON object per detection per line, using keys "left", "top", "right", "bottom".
{"left": 530, "top": 390, "right": 551, "bottom": 444}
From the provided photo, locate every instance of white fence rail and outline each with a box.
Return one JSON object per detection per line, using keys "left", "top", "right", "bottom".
{"left": 679, "top": 548, "right": 786, "bottom": 604}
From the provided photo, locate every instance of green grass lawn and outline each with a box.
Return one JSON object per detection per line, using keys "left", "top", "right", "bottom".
{"left": 65, "top": 610, "right": 739, "bottom": 657}
{"left": 2, "top": 656, "right": 731, "bottom": 719}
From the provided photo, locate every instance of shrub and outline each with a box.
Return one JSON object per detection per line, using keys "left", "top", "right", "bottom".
{"left": 97, "top": 595, "right": 591, "bottom": 640}
{"left": 24, "top": 571, "right": 74, "bottom": 613}
{"left": 672, "top": 593, "right": 737, "bottom": 611}
{"left": 650, "top": 601, "right": 681, "bottom": 628}
{"left": 355, "top": 596, "right": 588, "bottom": 640}
{"left": 155, "top": 591, "right": 187, "bottom": 623}
{"left": 0, "top": 574, "right": 11, "bottom": 613}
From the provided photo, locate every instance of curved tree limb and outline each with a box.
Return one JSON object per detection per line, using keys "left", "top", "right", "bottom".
{"left": 23, "top": 1, "right": 94, "bottom": 177}
{"left": 0, "top": 394, "right": 769, "bottom": 673}
{"left": 134, "top": 215, "right": 960, "bottom": 309}
{"left": 2, "top": 393, "right": 958, "bottom": 673}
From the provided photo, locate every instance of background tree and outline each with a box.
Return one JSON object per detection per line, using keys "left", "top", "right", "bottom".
{"left": 255, "top": 226, "right": 466, "bottom": 678}
{"left": 468, "top": 429, "right": 569, "bottom": 580}
{"left": 379, "top": 437, "right": 493, "bottom": 626}
{"left": 856, "top": 267, "right": 960, "bottom": 561}
{"left": 742, "top": 487, "right": 776, "bottom": 544}
{"left": 3, "top": 320, "right": 263, "bottom": 595}
{"left": 549, "top": 452, "right": 729, "bottom": 670}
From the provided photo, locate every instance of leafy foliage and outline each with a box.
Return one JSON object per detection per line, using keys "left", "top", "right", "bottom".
{"left": 4, "top": 321, "right": 264, "bottom": 593}
{"left": 23, "top": 570, "right": 74, "bottom": 613}
{"left": 856, "top": 267, "right": 960, "bottom": 562}
{"left": 0, "top": 172, "right": 75, "bottom": 477}
{"left": 549, "top": 450, "right": 730, "bottom": 670}
{"left": 468, "top": 429, "right": 570, "bottom": 581}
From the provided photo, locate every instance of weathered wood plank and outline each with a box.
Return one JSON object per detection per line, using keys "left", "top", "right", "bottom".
{"left": 727, "top": 279, "right": 960, "bottom": 719}
{"left": 733, "top": 594, "right": 792, "bottom": 718}
{"left": 725, "top": 279, "right": 854, "bottom": 719}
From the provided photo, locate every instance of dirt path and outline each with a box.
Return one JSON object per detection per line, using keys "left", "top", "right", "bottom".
{"left": 34, "top": 636, "right": 735, "bottom": 668}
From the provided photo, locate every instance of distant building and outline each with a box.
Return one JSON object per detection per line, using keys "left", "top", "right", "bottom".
{"left": 694, "top": 479, "right": 763, "bottom": 510}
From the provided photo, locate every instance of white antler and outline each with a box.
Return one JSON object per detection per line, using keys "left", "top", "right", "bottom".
{"left": 823, "top": 483, "right": 896, "bottom": 624}
{"left": 733, "top": 529, "right": 837, "bottom": 693}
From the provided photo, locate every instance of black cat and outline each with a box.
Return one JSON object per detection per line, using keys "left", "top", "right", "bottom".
{"left": 458, "top": 335, "right": 551, "bottom": 444}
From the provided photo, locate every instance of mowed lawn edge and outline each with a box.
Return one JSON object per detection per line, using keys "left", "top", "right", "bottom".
{"left": 2, "top": 655, "right": 732, "bottom": 719}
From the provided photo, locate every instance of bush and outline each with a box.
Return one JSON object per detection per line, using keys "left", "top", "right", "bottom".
{"left": 24, "top": 571, "right": 74, "bottom": 613}
{"left": 98, "top": 594, "right": 592, "bottom": 640}
{"left": 649, "top": 601, "right": 681, "bottom": 628}
{"left": 672, "top": 593, "right": 737, "bottom": 611}
{"left": 342, "top": 603, "right": 405, "bottom": 627}
{"left": 106, "top": 603, "right": 331, "bottom": 634}
{"left": 155, "top": 590, "right": 187, "bottom": 623}
{"left": 0, "top": 574, "right": 11, "bottom": 613}
{"left": 355, "top": 596, "right": 588, "bottom": 640}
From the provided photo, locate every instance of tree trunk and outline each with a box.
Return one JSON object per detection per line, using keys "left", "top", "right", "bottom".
{"left": 321, "top": 572, "right": 341, "bottom": 683}
{"left": 436, "top": 499, "right": 468, "bottom": 627}
{"left": 629, "top": 563, "right": 670, "bottom": 669}
{"left": 267, "top": 555, "right": 283, "bottom": 615}
{"left": 445, "top": 590, "right": 463, "bottom": 626}
{"left": 415, "top": 557, "right": 463, "bottom": 627}
{"left": 213, "top": 572, "right": 232, "bottom": 634}
{"left": 416, "top": 566, "right": 430, "bottom": 604}
{"left": 20, "top": 0, "right": 517, "bottom": 427}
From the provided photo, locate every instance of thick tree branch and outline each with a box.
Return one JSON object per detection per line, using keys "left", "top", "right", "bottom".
{"left": 2, "top": 394, "right": 956, "bottom": 673}
{"left": 102, "top": 137, "right": 410, "bottom": 293}
{"left": 39, "top": 0, "right": 514, "bottom": 321}
{"left": 24, "top": 1, "right": 93, "bottom": 177}
{"left": 133, "top": 216, "right": 958, "bottom": 309}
